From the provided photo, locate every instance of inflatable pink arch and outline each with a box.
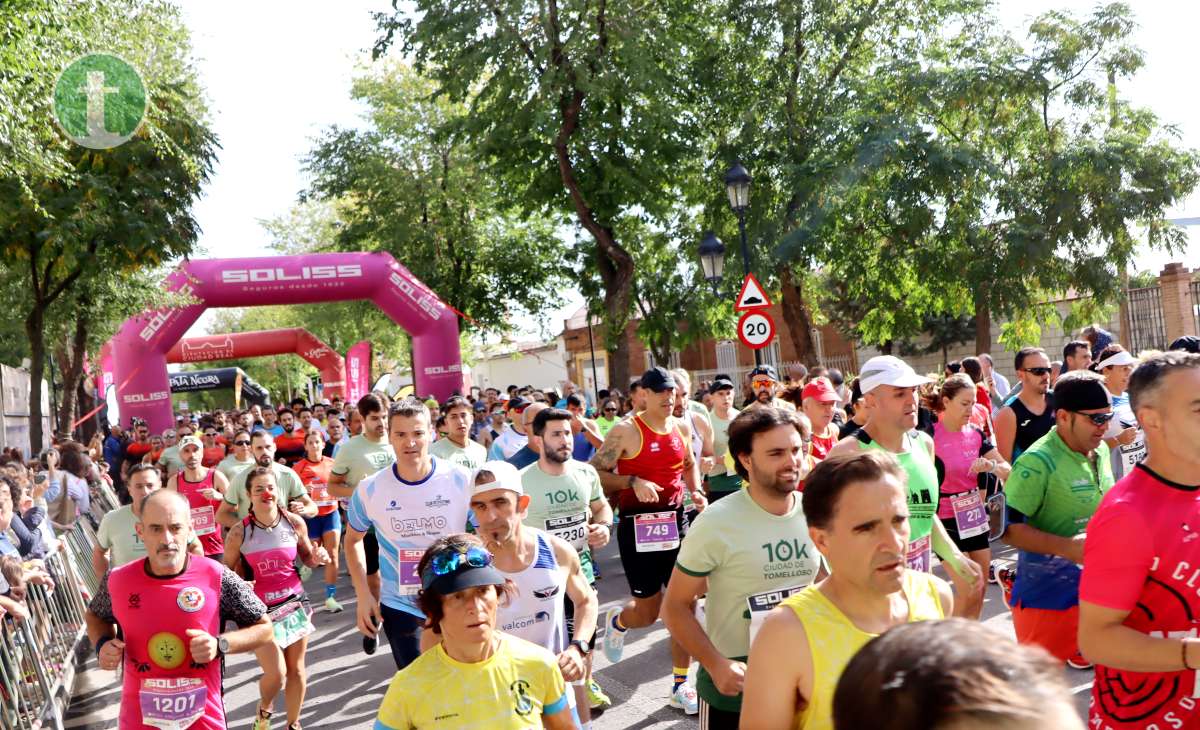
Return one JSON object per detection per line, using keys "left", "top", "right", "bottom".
{"left": 166, "top": 328, "right": 347, "bottom": 398}
{"left": 109, "top": 252, "right": 462, "bottom": 432}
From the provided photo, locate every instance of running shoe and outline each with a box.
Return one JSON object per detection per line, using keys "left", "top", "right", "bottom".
{"left": 1067, "top": 652, "right": 1093, "bottom": 670}
{"left": 669, "top": 683, "right": 699, "bottom": 715}
{"left": 587, "top": 678, "right": 612, "bottom": 710}
{"left": 602, "top": 607, "right": 625, "bottom": 664}
{"left": 251, "top": 706, "right": 272, "bottom": 730}
{"left": 324, "top": 596, "right": 344, "bottom": 613}
{"left": 987, "top": 560, "right": 999, "bottom": 584}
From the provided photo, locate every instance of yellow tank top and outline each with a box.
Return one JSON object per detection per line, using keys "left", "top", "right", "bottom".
{"left": 783, "top": 570, "right": 945, "bottom": 730}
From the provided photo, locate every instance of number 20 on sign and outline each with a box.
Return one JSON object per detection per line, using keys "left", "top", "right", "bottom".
{"left": 737, "top": 311, "right": 776, "bottom": 349}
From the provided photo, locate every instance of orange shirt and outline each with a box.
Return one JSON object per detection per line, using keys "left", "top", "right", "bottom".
{"left": 292, "top": 456, "right": 336, "bottom": 516}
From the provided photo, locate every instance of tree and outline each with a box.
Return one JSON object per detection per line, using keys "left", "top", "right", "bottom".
{"left": 300, "top": 60, "right": 570, "bottom": 337}
{"left": 0, "top": 0, "right": 218, "bottom": 451}
{"left": 374, "top": 1, "right": 717, "bottom": 390}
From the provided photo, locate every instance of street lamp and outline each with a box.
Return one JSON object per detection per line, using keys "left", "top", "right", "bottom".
{"left": 723, "top": 161, "right": 760, "bottom": 365}
{"left": 698, "top": 231, "right": 726, "bottom": 296}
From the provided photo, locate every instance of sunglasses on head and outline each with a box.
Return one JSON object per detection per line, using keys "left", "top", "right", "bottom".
{"left": 424, "top": 546, "right": 493, "bottom": 585}
{"left": 1022, "top": 367, "right": 1052, "bottom": 376}
{"left": 1070, "top": 410, "right": 1115, "bottom": 426}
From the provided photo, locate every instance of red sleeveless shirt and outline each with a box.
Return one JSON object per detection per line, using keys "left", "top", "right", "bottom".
{"left": 615, "top": 415, "right": 686, "bottom": 513}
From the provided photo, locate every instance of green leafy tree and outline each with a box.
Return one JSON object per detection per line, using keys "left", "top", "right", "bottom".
{"left": 0, "top": 0, "right": 218, "bottom": 450}
{"left": 300, "top": 60, "right": 570, "bottom": 336}
{"left": 373, "top": 1, "right": 716, "bottom": 389}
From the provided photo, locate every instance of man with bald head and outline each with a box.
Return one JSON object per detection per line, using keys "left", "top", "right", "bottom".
{"left": 85, "top": 489, "right": 273, "bottom": 729}
{"left": 507, "top": 402, "right": 549, "bottom": 469}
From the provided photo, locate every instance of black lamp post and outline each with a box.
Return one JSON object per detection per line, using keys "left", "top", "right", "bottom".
{"left": 698, "top": 231, "right": 726, "bottom": 296}
{"left": 723, "top": 161, "right": 760, "bottom": 365}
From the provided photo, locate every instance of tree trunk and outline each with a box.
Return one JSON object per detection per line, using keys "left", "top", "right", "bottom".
{"left": 56, "top": 315, "right": 89, "bottom": 440}
{"left": 25, "top": 307, "right": 46, "bottom": 454}
{"left": 779, "top": 267, "right": 819, "bottom": 366}
{"left": 974, "top": 290, "right": 991, "bottom": 355}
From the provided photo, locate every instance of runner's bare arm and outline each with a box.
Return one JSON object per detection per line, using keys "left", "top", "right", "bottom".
{"left": 327, "top": 470, "right": 352, "bottom": 499}
{"left": 1079, "top": 600, "right": 1192, "bottom": 672}
{"left": 543, "top": 704, "right": 576, "bottom": 730}
{"left": 556, "top": 536, "right": 597, "bottom": 646}
{"left": 981, "top": 448, "right": 1011, "bottom": 481}
{"left": 165, "top": 473, "right": 179, "bottom": 491}
{"left": 993, "top": 407, "right": 1017, "bottom": 463}
{"left": 931, "top": 518, "right": 980, "bottom": 587}
{"left": 212, "top": 470, "right": 229, "bottom": 496}
{"left": 289, "top": 489, "right": 318, "bottom": 518}
{"left": 590, "top": 422, "right": 633, "bottom": 495}
{"left": 579, "top": 417, "right": 605, "bottom": 449}
{"left": 187, "top": 538, "right": 203, "bottom": 557}
{"left": 223, "top": 522, "right": 245, "bottom": 572}
{"left": 741, "top": 607, "right": 812, "bottom": 729}
{"left": 343, "top": 525, "right": 381, "bottom": 637}
{"left": 91, "top": 544, "right": 109, "bottom": 579}
{"left": 677, "top": 419, "right": 702, "bottom": 495}
{"left": 1004, "top": 522, "right": 1086, "bottom": 564}
{"left": 588, "top": 495, "right": 613, "bottom": 526}
{"left": 219, "top": 614, "right": 272, "bottom": 654}
{"left": 286, "top": 511, "right": 326, "bottom": 567}
{"left": 663, "top": 569, "right": 739, "bottom": 694}
{"left": 825, "top": 435, "right": 859, "bottom": 459}
{"left": 216, "top": 499, "right": 240, "bottom": 529}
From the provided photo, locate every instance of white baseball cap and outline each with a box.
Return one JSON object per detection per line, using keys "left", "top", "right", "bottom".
{"left": 858, "top": 355, "right": 932, "bottom": 394}
{"left": 470, "top": 460, "right": 524, "bottom": 497}
{"left": 1095, "top": 350, "right": 1137, "bottom": 370}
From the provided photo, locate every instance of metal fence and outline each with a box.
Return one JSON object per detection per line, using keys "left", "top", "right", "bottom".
{"left": 0, "top": 481, "right": 116, "bottom": 730}
{"left": 1125, "top": 286, "right": 1168, "bottom": 354}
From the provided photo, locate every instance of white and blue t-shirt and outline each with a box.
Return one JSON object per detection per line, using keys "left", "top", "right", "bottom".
{"left": 347, "top": 457, "right": 473, "bottom": 617}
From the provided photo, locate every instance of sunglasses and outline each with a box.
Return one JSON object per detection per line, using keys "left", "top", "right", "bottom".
{"left": 233, "top": 439, "right": 251, "bottom": 446}
{"left": 1022, "top": 367, "right": 1052, "bottom": 376}
{"left": 424, "top": 546, "right": 493, "bottom": 583}
{"left": 204, "top": 432, "right": 217, "bottom": 437}
{"left": 752, "top": 379, "right": 776, "bottom": 387}
{"left": 1069, "top": 410, "right": 1115, "bottom": 426}
{"left": 604, "top": 407, "right": 617, "bottom": 413}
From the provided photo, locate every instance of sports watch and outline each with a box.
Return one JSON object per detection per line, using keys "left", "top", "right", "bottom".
{"left": 570, "top": 636, "right": 593, "bottom": 655}
{"left": 217, "top": 635, "right": 230, "bottom": 656}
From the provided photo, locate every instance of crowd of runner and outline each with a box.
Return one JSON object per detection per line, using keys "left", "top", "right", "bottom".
{"left": 2, "top": 329, "right": 1197, "bottom": 728}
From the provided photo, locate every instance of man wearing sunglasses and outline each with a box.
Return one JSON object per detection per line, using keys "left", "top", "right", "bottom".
{"left": 1002, "top": 370, "right": 1115, "bottom": 668}
{"left": 746, "top": 365, "right": 794, "bottom": 412}
{"left": 217, "top": 429, "right": 256, "bottom": 485}
{"left": 995, "top": 347, "right": 1056, "bottom": 464}
{"left": 489, "top": 396, "right": 531, "bottom": 461}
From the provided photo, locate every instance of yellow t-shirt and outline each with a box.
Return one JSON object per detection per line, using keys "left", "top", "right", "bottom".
{"left": 785, "top": 570, "right": 946, "bottom": 730}
{"left": 374, "top": 633, "right": 568, "bottom": 729}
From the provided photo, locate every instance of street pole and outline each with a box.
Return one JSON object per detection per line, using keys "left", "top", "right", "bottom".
{"left": 586, "top": 311, "right": 601, "bottom": 411}
{"left": 737, "top": 209, "right": 762, "bottom": 366}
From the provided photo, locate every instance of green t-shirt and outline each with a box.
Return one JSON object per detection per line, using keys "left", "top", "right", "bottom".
{"left": 156, "top": 445, "right": 184, "bottom": 476}
{"left": 708, "top": 408, "right": 739, "bottom": 478}
{"left": 216, "top": 454, "right": 255, "bottom": 484}
{"left": 676, "top": 488, "right": 818, "bottom": 712}
{"left": 97, "top": 504, "right": 199, "bottom": 567}
{"left": 1006, "top": 428, "right": 1113, "bottom": 538}
{"left": 596, "top": 416, "right": 619, "bottom": 438}
{"left": 331, "top": 435, "right": 396, "bottom": 490}
{"left": 430, "top": 437, "right": 487, "bottom": 472}
{"left": 519, "top": 460, "right": 604, "bottom": 582}
{"left": 222, "top": 462, "right": 307, "bottom": 519}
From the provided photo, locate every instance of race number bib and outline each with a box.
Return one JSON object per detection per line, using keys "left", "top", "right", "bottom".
{"left": 950, "top": 490, "right": 989, "bottom": 539}
{"left": 906, "top": 534, "right": 931, "bottom": 572}
{"left": 546, "top": 512, "right": 588, "bottom": 551}
{"left": 308, "top": 481, "right": 336, "bottom": 508}
{"left": 269, "top": 600, "right": 314, "bottom": 649}
{"left": 139, "top": 677, "right": 207, "bottom": 730}
{"left": 1119, "top": 435, "right": 1147, "bottom": 474}
{"left": 747, "top": 586, "right": 804, "bottom": 646}
{"left": 634, "top": 512, "right": 680, "bottom": 553}
{"left": 398, "top": 549, "right": 424, "bottom": 596}
{"left": 190, "top": 506, "right": 216, "bottom": 536}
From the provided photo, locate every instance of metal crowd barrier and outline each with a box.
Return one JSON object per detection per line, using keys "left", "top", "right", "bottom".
{"left": 0, "top": 482, "right": 115, "bottom": 730}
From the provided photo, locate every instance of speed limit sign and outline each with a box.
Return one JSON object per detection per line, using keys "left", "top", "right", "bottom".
{"left": 737, "top": 311, "right": 775, "bottom": 350}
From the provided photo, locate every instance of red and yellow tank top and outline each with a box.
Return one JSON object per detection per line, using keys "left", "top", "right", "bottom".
{"left": 615, "top": 415, "right": 686, "bottom": 513}
{"left": 293, "top": 456, "right": 336, "bottom": 516}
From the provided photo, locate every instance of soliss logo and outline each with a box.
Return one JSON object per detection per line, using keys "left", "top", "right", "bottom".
{"left": 388, "top": 271, "right": 442, "bottom": 321}
{"left": 138, "top": 282, "right": 194, "bottom": 341}
{"left": 220, "top": 264, "right": 363, "bottom": 283}
{"left": 123, "top": 391, "right": 170, "bottom": 403}
{"left": 423, "top": 364, "right": 462, "bottom": 376}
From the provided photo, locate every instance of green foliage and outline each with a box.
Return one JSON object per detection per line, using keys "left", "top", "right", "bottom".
{"left": 299, "top": 60, "right": 570, "bottom": 334}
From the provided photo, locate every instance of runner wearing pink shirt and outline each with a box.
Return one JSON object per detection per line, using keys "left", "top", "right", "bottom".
{"left": 1079, "top": 351, "right": 1200, "bottom": 729}
{"left": 83, "top": 489, "right": 271, "bottom": 730}
{"left": 225, "top": 466, "right": 331, "bottom": 730}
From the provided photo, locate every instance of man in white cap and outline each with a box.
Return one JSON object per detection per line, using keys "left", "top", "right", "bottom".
{"left": 828, "top": 355, "right": 982, "bottom": 611}
{"left": 471, "top": 460, "right": 598, "bottom": 728}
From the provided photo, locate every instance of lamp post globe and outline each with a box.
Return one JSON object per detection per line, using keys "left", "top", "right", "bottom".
{"left": 724, "top": 162, "right": 752, "bottom": 212}
{"left": 698, "top": 231, "right": 726, "bottom": 296}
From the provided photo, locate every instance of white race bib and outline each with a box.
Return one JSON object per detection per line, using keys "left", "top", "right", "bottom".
{"left": 747, "top": 586, "right": 804, "bottom": 646}
{"left": 546, "top": 512, "right": 588, "bottom": 551}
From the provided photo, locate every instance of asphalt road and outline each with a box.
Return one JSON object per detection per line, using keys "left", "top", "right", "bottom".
{"left": 64, "top": 541, "right": 1092, "bottom": 728}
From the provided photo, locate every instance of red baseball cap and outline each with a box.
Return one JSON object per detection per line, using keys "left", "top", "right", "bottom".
{"left": 801, "top": 377, "right": 839, "bottom": 403}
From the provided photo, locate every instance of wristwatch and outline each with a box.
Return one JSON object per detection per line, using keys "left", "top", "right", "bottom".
{"left": 216, "top": 635, "right": 230, "bottom": 656}
{"left": 570, "top": 636, "right": 594, "bottom": 655}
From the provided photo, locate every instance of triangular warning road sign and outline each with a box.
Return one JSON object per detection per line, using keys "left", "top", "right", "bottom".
{"left": 735, "top": 274, "right": 772, "bottom": 311}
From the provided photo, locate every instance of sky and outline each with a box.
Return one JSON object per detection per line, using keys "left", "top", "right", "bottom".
{"left": 177, "top": 0, "right": 1200, "bottom": 340}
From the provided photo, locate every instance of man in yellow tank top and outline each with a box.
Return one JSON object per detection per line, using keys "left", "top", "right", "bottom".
{"left": 740, "top": 451, "right": 953, "bottom": 730}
